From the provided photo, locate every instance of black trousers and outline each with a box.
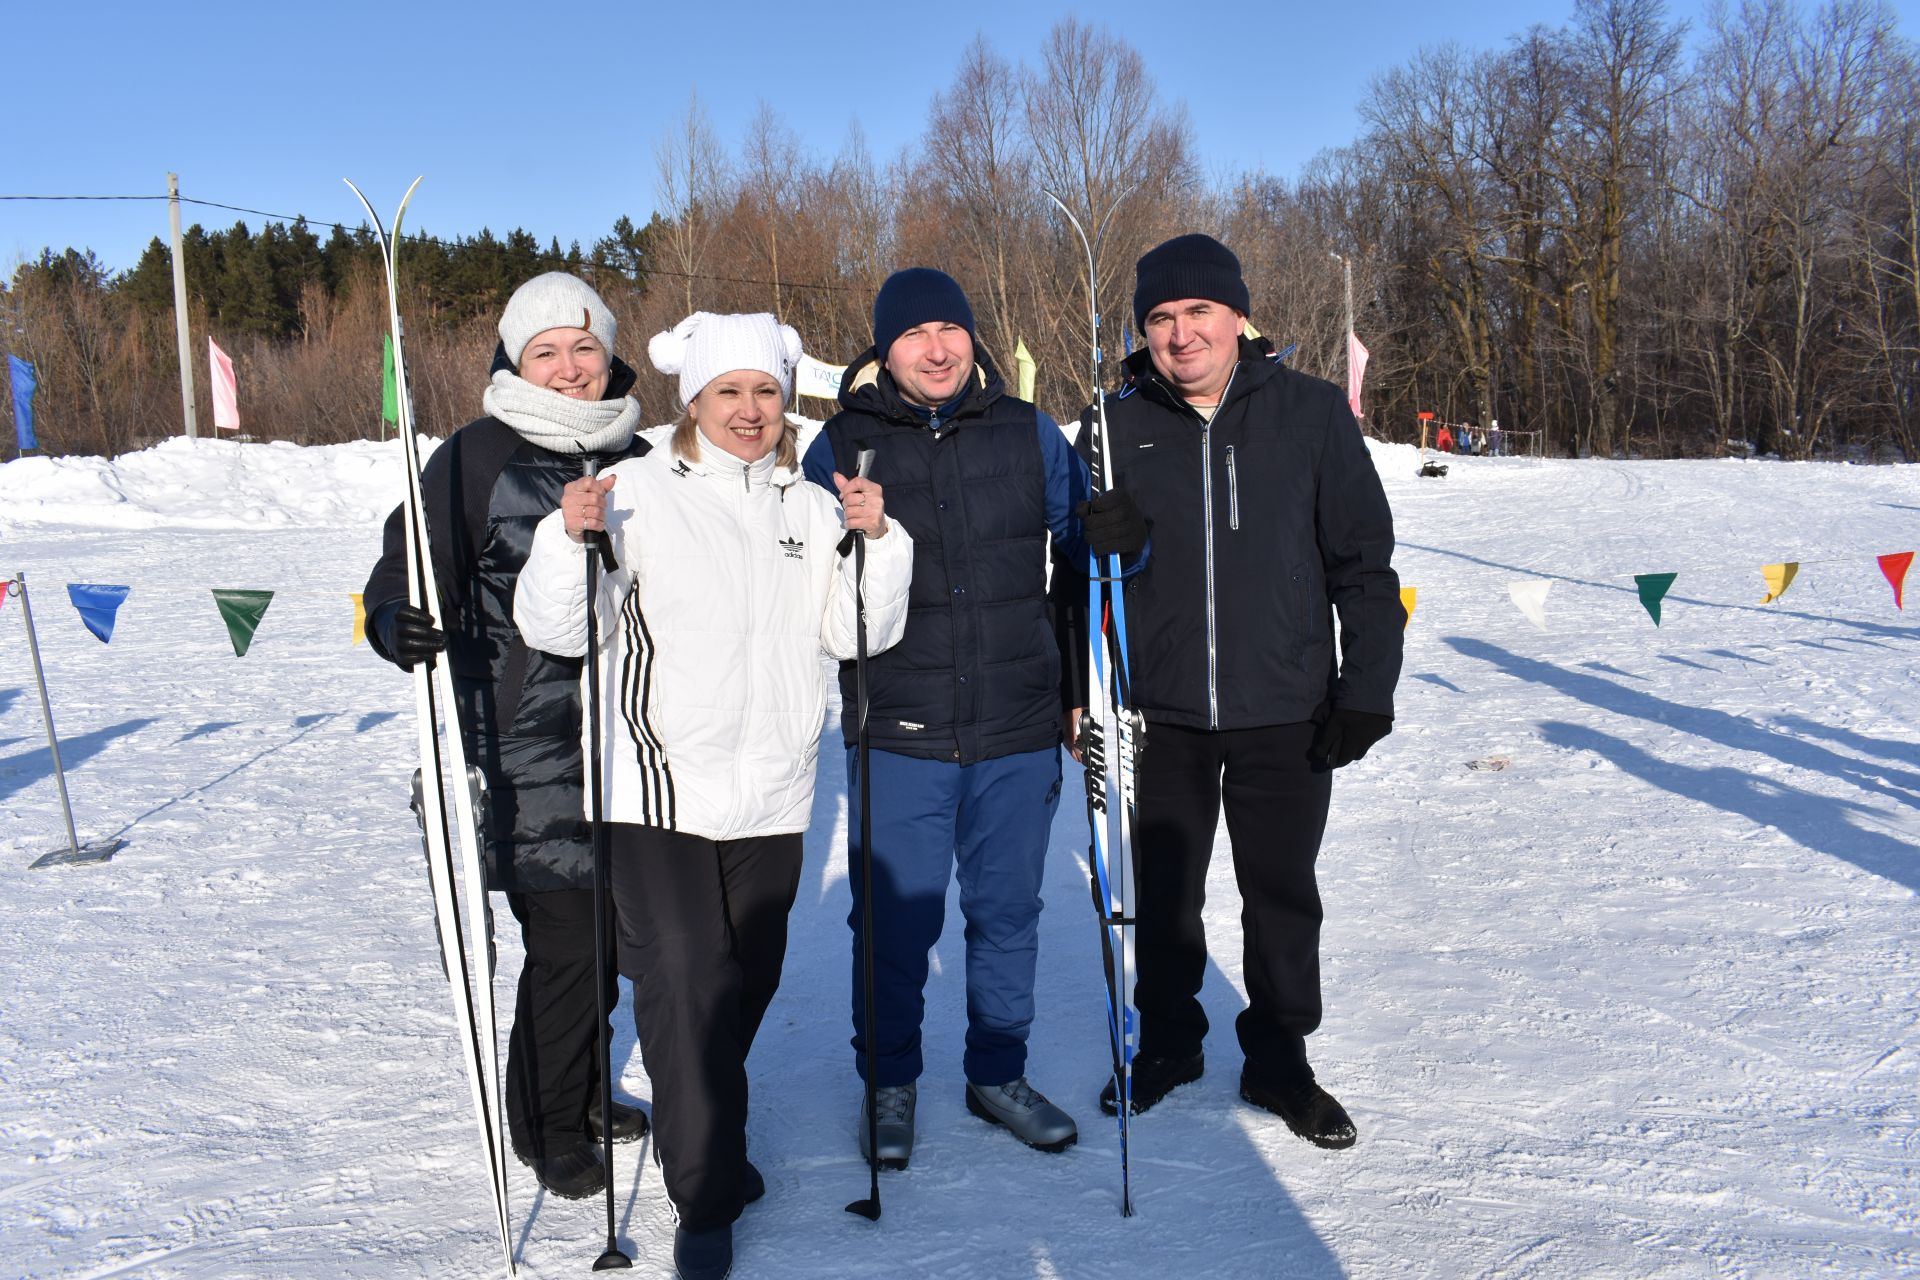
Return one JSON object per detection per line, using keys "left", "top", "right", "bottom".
{"left": 503, "top": 887, "right": 619, "bottom": 1159}
{"left": 608, "top": 824, "right": 803, "bottom": 1231}
{"left": 1133, "top": 719, "right": 1331, "bottom": 1083}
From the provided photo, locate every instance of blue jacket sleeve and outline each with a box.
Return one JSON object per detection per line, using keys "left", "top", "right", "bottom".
{"left": 1038, "top": 411, "right": 1092, "bottom": 563}
{"left": 802, "top": 426, "right": 837, "bottom": 493}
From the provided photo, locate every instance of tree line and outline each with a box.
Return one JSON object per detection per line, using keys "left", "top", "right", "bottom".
{"left": 4, "top": 0, "right": 1915, "bottom": 462}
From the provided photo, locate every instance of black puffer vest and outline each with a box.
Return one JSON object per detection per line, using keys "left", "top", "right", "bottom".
{"left": 817, "top": 349, "right": 1058, "bottom": 764}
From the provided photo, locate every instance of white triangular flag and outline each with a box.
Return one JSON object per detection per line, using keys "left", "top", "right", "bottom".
{"left": 1508, "top": 579, "right": 1551, "bottom": 632}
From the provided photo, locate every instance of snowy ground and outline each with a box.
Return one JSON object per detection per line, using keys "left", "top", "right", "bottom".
{"left": 1, "top": 436, "right": 1914, "bottom": 1279}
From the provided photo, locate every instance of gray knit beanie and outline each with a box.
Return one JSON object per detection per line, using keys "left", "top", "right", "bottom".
{"left": 498, "top": 272, "right": 618, "bottom": 367}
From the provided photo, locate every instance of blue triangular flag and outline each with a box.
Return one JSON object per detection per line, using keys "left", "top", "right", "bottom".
{"left": 67, "top": 583, "right": 131, "bottom": 643}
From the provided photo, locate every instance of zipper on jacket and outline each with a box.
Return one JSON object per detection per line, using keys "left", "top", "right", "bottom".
{"left": 1201, "top": 368, "right": 1237, "bottom": 729}
{"left": 741, "top": 461, "right": 751, "bottom": 492}
{"left": 1226, "top": 445, "right": 1240, "bottom": 531}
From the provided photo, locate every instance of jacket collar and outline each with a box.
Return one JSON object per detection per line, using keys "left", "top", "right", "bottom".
{"left": 673, "top": 440, "right": 798, "bottom": 491}
{"left": 836, "top": 341, "right": 1009, "bottom": 427}
{"left": 1119, "top": 334, "right": 1280, "bottom": 418}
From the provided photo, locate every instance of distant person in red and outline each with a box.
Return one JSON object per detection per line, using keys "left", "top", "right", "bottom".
{"left": 1435, "top": 423, "right": 1454, "bottom": 453}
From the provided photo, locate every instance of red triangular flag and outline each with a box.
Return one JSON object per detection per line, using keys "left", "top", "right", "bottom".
{"left": 1880, "top": 551, "right": 1913, "bottom": 609}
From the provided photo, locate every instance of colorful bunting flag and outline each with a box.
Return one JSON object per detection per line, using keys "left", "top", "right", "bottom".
{"left": 1759, "top": 562, "right": 1798, "bottom": 603}
{"left": 1508, "top": 580, "right": 1552, "bottom": 632}
{"left": 1635, "top": 572, "right": 1677, "bottom": 626}
{"left": 351, "top": 592, "right": 367, "bottom": 645}
{"left": 9, "top": 354, "right": 37, "bottom": 451}
{"left": 381, "top": 334, "right": 398, "bottom": 427}
{"left": 1346, "top": 331, "right": 1370, "bottom": 419}
{"left": 1880, "top": 551, "right": 1913, "bottom": 609}
{"left": 1400, "top": 586, "right": 1416, "bottom": 627}
{"left": 211, "top": 589, "right": 274, "bottom": 657}
{"left": 0, "top": 579, "right": 11, "bottom": 616}
{"left": 67, "top": 583, "right": 131, "bottom": 643}
{"left": 209, "top": 339, "right": 241, "bottom": 432}
{"left": 1013, "top": 339, "right": 1036, "bottom": 404}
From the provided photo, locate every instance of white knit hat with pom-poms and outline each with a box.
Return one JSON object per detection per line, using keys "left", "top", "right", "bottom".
{"left": 649, "top": 312, "right": 804, "bottom": 406}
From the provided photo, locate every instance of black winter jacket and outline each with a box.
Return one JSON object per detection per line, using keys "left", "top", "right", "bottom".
{"left": 805, "top": 346, "right": 1084, "bottom": 764}
{"left": 1067, "top": 339, "right": 1401, "bottom": 731}
{"left": 363, "top": 351, "right": 649, "bottom": 891}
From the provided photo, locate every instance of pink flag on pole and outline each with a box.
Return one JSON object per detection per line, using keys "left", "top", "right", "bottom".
{"left": 209, "top": 338, "right": 240, "bottom": 432}
{"left": 1346, "top": 331, "right": 1369, "bottom": 419}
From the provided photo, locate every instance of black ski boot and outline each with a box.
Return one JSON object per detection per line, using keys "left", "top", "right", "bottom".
{"left": 1099, "top": 1051, "right": 1204, "bottom": 1116}
{"left": 1239, "top": 1070, "right": 1357, "bottom": 1149}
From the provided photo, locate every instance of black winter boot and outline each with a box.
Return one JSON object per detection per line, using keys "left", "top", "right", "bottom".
{"left": 673, "top": 1223, "right": 733, "bottom": 1280}
{"left": 515, "top": 1140, "right": 607, "bottom": 1199}
{"left": 1239, "top": 1069, "right": 1357, "bottom": 1149}
{"left": 588, "top": 1095, "right": 650, "bottom": 1143}
{"left": 1099, "top": 1051, "right": 1204, "bottom": 1116}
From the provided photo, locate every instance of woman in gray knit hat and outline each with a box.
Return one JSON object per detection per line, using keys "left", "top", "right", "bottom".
{"left": 361, "top": 271, "right": 651, "bottom": 1203}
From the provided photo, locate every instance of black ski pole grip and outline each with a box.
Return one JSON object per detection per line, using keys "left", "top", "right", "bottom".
{"left": 837, "top": 448, "right": 878, "bottom": 558}
{"left": 583, "top": 456, "right": 617, "bottom": 572}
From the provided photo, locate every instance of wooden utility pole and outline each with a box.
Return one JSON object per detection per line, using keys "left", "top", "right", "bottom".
{"left": 168, "top": 173, "right": 199, "bottom": 439}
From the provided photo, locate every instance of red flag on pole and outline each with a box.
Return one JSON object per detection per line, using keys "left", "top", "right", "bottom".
{"left": 209, "top": 338, "right": 240, "bottom": 432}
{"left": 1347, "top": 331, "right": 1369, "bottom": 419}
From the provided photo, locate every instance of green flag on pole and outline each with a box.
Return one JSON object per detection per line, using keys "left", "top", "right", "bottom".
{"left": 212, "top": 589, "right": 274, "bottom": 657}
{"left": 1634, "top": 572, "right": 1677, "bottom": 626}
{"left": 381, "top": 334, "right": 398, "bottom": 433}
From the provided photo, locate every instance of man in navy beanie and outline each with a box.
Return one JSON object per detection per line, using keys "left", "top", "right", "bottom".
{"left": 1060, "top": 233, "right": 1402, "bottom": 1149}
{"left": 803, "top": 268, "right": 1145, "bottom": 1169}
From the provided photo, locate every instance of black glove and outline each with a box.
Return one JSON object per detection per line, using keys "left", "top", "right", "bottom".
{"left": 1309, "top": 707, "right": 1393, "bottom": 770}
{"left": 376, "top": 602, "right": 446, "bottom": 671}
{"left": 1077, "top": 489, "right": 1148, "bottom": 558}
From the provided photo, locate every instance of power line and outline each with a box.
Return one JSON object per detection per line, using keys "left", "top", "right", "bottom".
{"left": 0, "top": 192, "right": 858, "bottom": 294}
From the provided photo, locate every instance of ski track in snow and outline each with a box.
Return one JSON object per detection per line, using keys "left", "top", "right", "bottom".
{"left": 1, "top": 439, "right": 1915, "bottom": 1278}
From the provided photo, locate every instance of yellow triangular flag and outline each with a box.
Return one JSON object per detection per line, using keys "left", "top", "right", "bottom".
{"left": 1013, "top": 339, "right": 1036, "bottom": 404}
{"left": 351, "top": 592, "right": 367, "bottom": 645}
{"left": 1400, "top": 586, "right": 1416, "bottom": 628}
{"left": 1243, "top": 319, "right": 1262, "bottom": 339}
{"left": 1759, "top": 562, "right": 1799, "bottom": 603}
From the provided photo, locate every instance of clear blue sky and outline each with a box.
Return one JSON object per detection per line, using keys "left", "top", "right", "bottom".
{"left": 6, "top": 0, "right": 1911, "bottom": 275}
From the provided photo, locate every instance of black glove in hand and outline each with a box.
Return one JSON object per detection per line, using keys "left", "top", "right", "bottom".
{"left": 1309, "top": 707, "right": 1393, "bottom": 770}
{"left": 1077, "top": 489, "right": 1148, "bottom": 558}
{"left": 381, "top": 602, "right": 447, "bottom": 671}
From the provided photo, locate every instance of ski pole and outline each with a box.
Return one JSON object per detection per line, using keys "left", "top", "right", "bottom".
{"left": 840, "top": 449, "right": 883, "bottom": 1224}
{"left": 582, "top": 455, "right": 631, "bottom": 1271}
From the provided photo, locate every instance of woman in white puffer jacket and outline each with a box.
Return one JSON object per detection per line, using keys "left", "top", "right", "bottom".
{"left": 513, "top": 312, "right": 910, "bottom": 1280}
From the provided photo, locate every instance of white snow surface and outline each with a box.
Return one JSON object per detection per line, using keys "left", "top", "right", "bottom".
{"left": 1, "top": 437, "right": 1915, "bottom": 1278}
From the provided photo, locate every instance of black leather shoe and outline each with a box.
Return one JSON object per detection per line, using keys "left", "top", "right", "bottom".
{"left": 1239, "top": 1070, "right": 1357, "bottom": 1150}
{"left": 673, "top": 1223, "right": 733, "bottom": 1280}
{"left": 514, "top": 1140, "right": 607, "bottom": 1198}
{"left": 588, "top": 1096, "right": 650, "bottom": 1143}
{"left": 1099, "top": 1052, "right": 1204, "bottom": 1116}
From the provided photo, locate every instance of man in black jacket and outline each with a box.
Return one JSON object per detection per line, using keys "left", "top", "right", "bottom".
{"left": 1068, "top": 235, "right": 1402, "bottom": 1148}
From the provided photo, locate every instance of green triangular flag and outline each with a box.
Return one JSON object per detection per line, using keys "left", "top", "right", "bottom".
{"left": 381, "top": 333, "right": 399, "bottom": 426}
{"left": 1634, "top": 572, "right": 1677, "bottom": 626}
{"left": 212, "top": 588, "right": 274, "bottom": 656}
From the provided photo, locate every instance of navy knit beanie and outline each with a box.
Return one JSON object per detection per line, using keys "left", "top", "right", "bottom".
{"left": 1132, "top": 234, "right": 1251, "bottom": 331}
{"left": 873, "top": 268, "right": 976, "bottom": 360}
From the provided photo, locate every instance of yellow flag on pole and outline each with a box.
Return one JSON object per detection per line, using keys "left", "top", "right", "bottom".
{"left": 1399, "top": 586, "right": 1416, "bottom": 628}
{"left": 1759, "top": 562, "right": 1799, "bottom": 603}
{"left": 351, "top": 592, "right": 367, "bottom": 645}
{"left": 1013, "top": 339, "right": 1036, "bottom": 404}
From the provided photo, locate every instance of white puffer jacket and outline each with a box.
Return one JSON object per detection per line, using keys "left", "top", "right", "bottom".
{"left": 513, "top": 441, "right": 911, "bottom": 840}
